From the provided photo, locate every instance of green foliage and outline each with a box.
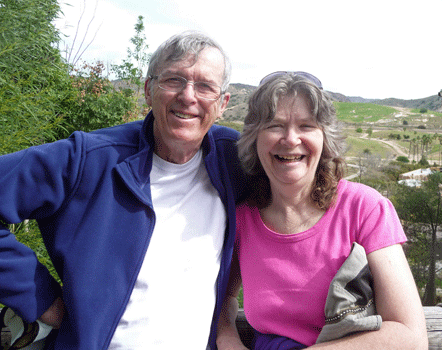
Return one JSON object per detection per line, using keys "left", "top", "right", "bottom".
{"left": 112, "top": 15, "right": 150, "bottom": 96}
{"left": 420, "top": 108, "right": 428, "bottom": 113}
{"left": 66, "top": 62, "right": 138, "bottom": 134}
{"left": 383, "top": 161, "right": 420, "bottom": 181}
{"left": 419, "top": 155, "right": 430, "bottom": 166}
{"left": 388, "top": 133, "right": 401, "bottom": 140}
{"left": 396, "top": 156, "right": 409, "bottom": 163}
{"left": 0, "top": 0, "right": 139, "bottom": 153}
{"left": 356, "top": 127, "right": 363, "bottom": 133}
{"left": 0, "top": 0, "right": 72, "bottom": 154}
{"left": 393, "top": 172, "right": 442, "bottom": 305}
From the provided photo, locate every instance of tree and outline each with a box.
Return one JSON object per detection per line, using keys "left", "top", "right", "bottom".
{"left": 112, "top": 15, "right": 150, "bottom": 98}
{"left": 394, "top": 172, "right": 442, "bottom": 305}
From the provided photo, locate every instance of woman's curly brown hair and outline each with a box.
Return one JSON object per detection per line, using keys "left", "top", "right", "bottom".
{"left": 238, "top": 73, "right": 347, "bottom": 210}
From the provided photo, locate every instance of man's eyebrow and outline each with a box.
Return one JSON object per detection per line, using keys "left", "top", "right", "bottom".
{"left": 160, "top": 69, "right": 219, "bottom": 83}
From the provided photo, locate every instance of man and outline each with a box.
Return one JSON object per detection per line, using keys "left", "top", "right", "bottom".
{"left": 0, "top": 31, "right": 247, "bottom": 349}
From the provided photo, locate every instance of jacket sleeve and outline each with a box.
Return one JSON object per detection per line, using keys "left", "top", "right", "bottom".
{"left": 0, "top": 133, "right": 84, "bottom": 322}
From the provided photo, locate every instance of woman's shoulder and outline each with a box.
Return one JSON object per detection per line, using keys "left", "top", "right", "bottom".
{"left": 337, "top": 179, "right": 388, "bottom": 207}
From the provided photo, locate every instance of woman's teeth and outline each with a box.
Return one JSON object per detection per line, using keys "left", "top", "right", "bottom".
{"left": 275, "top": 155, "right": 303, "bottom": 161}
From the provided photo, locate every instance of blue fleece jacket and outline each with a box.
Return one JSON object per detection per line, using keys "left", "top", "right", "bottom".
{"left": 0, "top": 112, "right": 247, "bottom": 349}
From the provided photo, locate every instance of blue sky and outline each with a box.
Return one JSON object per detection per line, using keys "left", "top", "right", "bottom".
{"left": 55, "top": 0, "right": 442, "bottom": 100}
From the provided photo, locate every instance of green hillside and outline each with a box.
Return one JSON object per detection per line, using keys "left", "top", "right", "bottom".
{"left": 334, "top": 102, "right": 397, "bottom": 123}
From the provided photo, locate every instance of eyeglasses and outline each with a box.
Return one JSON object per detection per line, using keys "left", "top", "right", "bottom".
{"left": 150, "top": 74, "right": 223, "bottom": 101}
{"left": 259, "top": 71, "right": 323, "bottom": 90}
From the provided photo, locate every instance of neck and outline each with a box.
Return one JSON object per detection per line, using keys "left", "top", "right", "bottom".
{"left": 153, "top": 131, "right": 203, "bottom": 164}
{"left": 260, "top": 183, "right": 324, "bottom": 235}
{"left": 154, "top": 143, "right": 200, "bottom": 164}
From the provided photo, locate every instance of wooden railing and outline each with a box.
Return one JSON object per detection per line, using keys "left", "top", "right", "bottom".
{"left": 236, "top": 307, "right": 442, "bottom": 350}
{"left": 2, "top": 307, "right": 442, "bottom": 349}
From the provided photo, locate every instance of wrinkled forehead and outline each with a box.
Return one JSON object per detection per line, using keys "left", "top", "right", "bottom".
{"left": 157, "top": 48, "right": 226, "bottom": 82}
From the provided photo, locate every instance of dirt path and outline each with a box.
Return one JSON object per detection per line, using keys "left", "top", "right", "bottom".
{"left": 375, "top": 138, "right": 408, "bottom": 157}
{"left": 359, "top": 134, "right": 408, "bottom": 157}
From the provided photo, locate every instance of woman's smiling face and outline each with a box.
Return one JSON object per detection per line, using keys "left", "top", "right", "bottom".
{"left": 256, "top": 94, "right": 324, "bottom": 191}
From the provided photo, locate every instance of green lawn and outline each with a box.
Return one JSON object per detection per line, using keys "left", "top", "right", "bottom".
{"left": 335, "top": 102, "right": 397, "bottom": 123}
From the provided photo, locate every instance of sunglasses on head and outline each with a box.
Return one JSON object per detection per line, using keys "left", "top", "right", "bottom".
{"left": 259, "top": 71, "right": 323, "bottom": 90}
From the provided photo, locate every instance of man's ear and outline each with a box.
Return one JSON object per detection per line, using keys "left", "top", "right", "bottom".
{"left": 144, "top": 79, "right": 152, "bottom": 106}
{"left": 218, "top": 92, "right": 230, "bottom": 115}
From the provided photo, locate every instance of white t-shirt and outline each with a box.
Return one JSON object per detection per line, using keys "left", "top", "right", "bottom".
{"left": 109, "top": 150, "right": 226, "bottom": 349}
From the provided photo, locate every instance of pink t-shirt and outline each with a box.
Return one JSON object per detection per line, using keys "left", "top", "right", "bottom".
{"left": 236, "top": 180, "right": 407, "bottom": 346}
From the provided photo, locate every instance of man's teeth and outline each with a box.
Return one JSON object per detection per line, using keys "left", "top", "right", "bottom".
{"left": 175, "top": 112, "right": 195, "bottom": 119}
{"left": 276, "top": 155, "right": 303, "bottom": 161}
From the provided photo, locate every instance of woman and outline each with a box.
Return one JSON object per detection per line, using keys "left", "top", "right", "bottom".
{"left": 216, "top": 72, "right": 427, "bottom": 349}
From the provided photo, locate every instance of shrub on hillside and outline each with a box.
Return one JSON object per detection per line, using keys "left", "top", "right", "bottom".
{"left": 396, "top": 156, "right": 410, "bottom": 163}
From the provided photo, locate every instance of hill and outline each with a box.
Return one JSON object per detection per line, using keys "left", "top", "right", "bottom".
{"left": 110, "top": 79, "right": 442, "bottom": 121}
{"left": 223, "top": 83, "right": 442, "bottom": 122}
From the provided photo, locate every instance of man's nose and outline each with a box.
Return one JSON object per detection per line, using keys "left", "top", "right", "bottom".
{"left": 177, "top": 82, "right": 198, "bottom": 103}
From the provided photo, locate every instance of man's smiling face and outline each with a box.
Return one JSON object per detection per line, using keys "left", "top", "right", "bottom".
{"left": 145, "top": 47, "right": 230, "bottom": 164}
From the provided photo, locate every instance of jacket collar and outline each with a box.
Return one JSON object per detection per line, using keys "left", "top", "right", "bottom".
{"left": 115, "top": 111, "right": 218, "bottom": 206}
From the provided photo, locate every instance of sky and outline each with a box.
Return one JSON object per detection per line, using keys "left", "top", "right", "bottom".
{"left": 54, "top": 0, "right": 442, "bottom": 100}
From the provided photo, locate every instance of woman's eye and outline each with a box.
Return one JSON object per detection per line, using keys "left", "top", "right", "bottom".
{"left": 267, "top": 124, "right": 282, "bottom": 129}
{"left": 301, "top": 124, "right": 316, "bottom": 129}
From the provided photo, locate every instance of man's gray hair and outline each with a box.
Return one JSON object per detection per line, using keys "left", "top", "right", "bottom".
{"left": 146, "top": 31, "right": 231, "bottom": 93}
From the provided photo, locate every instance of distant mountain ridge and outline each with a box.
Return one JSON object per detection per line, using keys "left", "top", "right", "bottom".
{"left": 327, "top": 91, "right": 442, "bottom": 111}
{"left": 222, "top": 83, "right": 442, "bottom": 122}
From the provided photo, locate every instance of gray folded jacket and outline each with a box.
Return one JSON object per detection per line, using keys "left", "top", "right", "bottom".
{"left": 316, "top": 242, "right": 382, "bottom": 343}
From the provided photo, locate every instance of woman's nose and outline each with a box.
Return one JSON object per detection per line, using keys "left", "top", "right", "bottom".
{"left": 281, "top": 128, "right": 301, "bottom": 146}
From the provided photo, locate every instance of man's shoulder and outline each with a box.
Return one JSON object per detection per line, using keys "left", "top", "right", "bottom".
{"left": 209, "top": 124, "right": 240, "bottom": 142}
{"left": 79, "top": 120, "right": 144, "bottom": 151}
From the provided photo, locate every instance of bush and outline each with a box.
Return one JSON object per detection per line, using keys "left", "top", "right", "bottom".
{"left": 356, "top": 127, "right": 363, "bottom": 133}
{"left": 420, "top": 108, "right": 428, "bottom": 113}
{"left": 0, "top": 0, "right": 72, "bottom": 154}
{"left": 64, "top": 62, "right": 138, "bottom": 135}
{"left": 419, "top": 156, "right": 429, "bottom": 166}
{"left": 396, "top": 156, "right": 410, "bottom": 163}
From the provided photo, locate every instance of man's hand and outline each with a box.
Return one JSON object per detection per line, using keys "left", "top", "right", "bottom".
{"left": 39, "top": 297, "right": 65, "bottom": 329}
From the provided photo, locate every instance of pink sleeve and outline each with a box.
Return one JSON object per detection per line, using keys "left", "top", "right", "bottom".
{"left": 356, "top": 195, "right": 407, "bottom": 254}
